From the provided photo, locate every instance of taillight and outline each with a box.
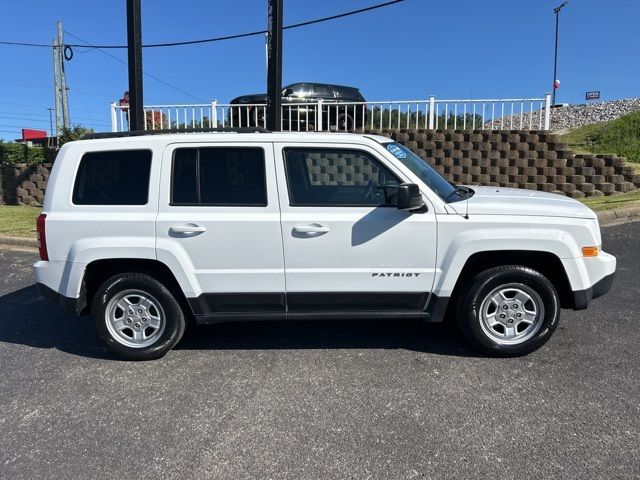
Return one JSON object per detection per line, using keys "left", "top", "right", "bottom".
{"left": 36, "top": 213, "right": 48, "bottom": 261}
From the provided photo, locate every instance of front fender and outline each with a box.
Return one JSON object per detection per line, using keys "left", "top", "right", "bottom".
{"left": 434, "top": 215, "right": 597, "bottom": 297}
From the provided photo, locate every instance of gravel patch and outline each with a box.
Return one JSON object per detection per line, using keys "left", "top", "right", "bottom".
{"left": 485, "top": 98, "right": 640, "bottom": 132}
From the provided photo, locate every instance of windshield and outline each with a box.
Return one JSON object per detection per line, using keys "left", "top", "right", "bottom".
{"left": 382, "top": 142, "right": 464, "bottom": 202}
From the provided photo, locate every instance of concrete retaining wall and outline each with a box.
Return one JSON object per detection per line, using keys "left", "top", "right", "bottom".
{"left": 368, "top": 129, "right": 640, "bottom": 198}
{"left": 0, "top": 163, "right": 52, "bottom": 205}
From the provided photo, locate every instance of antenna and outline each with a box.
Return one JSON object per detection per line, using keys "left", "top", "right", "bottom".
{"left": 465, "top": 189, "right": 469, "bottom": 220}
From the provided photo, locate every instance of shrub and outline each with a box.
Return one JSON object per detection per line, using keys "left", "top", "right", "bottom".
{"left": 588, "top": 110, "right": 640, "bottom": 162}
{"left": 560, "top": 110, "right": 640, "bottom": 163}
{"left": 0, "top": 141, "right": 46, "bottom": 165}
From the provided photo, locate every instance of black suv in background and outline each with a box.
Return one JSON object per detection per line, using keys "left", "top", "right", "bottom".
{"left": 229, "top": 82, "right": 366, "bottom": 131}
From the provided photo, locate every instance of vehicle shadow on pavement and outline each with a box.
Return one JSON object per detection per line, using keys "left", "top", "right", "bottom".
{"left": 0, "top": 285, "right": 478, "bottom": 359}
{"left": 177, "top": 320, "right": 478, "bottom": 357}
{"left": 0, "top": 285, "right": 112, "bottom": 360}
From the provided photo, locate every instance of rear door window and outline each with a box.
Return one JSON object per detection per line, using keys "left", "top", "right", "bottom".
{"left": 171, "top": 147, "right": 267, "bottom": 206}
{"left": 72, "top": 150, "right": 152, "bottom": 205}
{"left": 290, "top": 83, "right": 312, "bottom": 99}
{"left": 312, "top": 85, "right": 332, "bottom": 98}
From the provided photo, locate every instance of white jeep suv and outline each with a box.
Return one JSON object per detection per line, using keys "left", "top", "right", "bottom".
{"left": 34, "top": 130, "right": 616, "bottom": 360}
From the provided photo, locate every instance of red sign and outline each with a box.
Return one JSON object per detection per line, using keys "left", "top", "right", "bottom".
{"left": 22, "top": 129, "right": 48, "bottom": 140}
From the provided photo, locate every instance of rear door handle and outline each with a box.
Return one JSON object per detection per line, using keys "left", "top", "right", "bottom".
{"left": 292, "top": 224, "right": 329, "bottom": 234}
{"left": 169, "top": 224, "right": 207, "bottom": 234}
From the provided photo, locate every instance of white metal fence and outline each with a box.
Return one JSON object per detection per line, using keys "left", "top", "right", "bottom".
{"left": 110, "top": 94, "right": 552, "bottom": 132}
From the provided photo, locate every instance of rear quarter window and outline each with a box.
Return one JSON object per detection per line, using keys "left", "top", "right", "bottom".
{"left": 337, "top": 87, "right": 364, "bottom": 101}
{"left": 72, "top": 150, "right": 152, "bottom": 205}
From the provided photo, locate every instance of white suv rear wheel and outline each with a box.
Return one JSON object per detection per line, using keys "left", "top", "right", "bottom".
{"left": 92, "top": 273, "right": 186, "bottom": 361}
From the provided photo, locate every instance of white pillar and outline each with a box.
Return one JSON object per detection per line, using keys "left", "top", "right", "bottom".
{"left": 316, "top": 99, "right": 323, "bottom": 131}
{"left": 428, "top": 95, "right": 436, "bottom": 130}
{"left": 544, "top": 93, "right": 552, "bottom": 130}
{"left": 211, "top": 100, "right": 218, "bottom": 128}
{"left": 110, "top": 102, "right": 118, "bottom": 132}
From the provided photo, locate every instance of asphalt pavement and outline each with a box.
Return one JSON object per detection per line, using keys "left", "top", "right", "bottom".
{"left": 0, "top": 221, "right": 638, "bottom": 479}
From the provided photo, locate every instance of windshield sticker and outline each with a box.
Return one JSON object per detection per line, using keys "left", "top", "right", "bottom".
{"left": 386, "top": 144, "right": 407, "bottom": 159}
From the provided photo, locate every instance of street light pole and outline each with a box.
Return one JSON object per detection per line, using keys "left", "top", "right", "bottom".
{"left": 552, "top": 1, "right": 568, "bottom": 106}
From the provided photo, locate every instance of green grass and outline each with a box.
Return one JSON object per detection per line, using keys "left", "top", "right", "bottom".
{"left": 0, "top": 206, "right": 41, "bottom": 237}
{"left": 559, "top": 110, "right": 640, "bottom": 163}
{"left": 581, "top": 190, "right": 640, "bottom": 211}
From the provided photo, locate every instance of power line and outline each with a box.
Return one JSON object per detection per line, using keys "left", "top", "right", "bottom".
{"left": 62, "top": 59, "right": 91, "bottom": 124}
{"left": 0, "top": 100, "right": 58, "bottom": 109}
{"left": 0, "top": 1, "right": 404, "bottom": 49}
{"left": 64, "top": 30, "right": 206, "bottom": 102}
{"left": 0, "top": 111, "right": 111, "bottom": 124}
{"left": 0, "top": 115, "right": 57, "bottom": 122}
{"left": 0, "top": 116, "right": 110, "bottom": 126}
{"left": 126, "top": 0, "right": 405, "bottom": 49}
{"left": 0, "top": 41, "right": 51, "bottom": 47}
{"left": 0, "top": 79, "right": 112, "bottom": 97}
{"left": 0, "top": 110, "right": 50, "bottom": 117}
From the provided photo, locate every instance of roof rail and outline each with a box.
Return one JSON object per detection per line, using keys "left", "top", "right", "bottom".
{"left": 82, "top": 127, "right": 271, "bottom": 140}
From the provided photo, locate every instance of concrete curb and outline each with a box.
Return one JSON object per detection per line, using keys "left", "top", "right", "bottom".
{"left": 0, "top": 235, "right": 38, "bottom": 249}
{"left": 597, "top": 204, "right": 640, "bottom": 225}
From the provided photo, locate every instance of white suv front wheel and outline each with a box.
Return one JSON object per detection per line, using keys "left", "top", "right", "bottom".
{"left": 456, "top": 265, "right": 560, "bottom": 356}
{"left": 92, "top": 273, "right": 186, "bottom": 360}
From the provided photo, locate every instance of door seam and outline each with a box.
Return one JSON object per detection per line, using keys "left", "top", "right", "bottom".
{"left": 272, "top": 142, "right": 290, "bottom": 314}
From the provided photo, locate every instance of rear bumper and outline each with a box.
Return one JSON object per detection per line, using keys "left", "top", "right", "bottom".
{"left": 34, "top": 260, "right": 86, "bottom": 315}
{"left": 36, "top": 282, "right": 81, "bottom": 316}
{"left": 572, "top": 271, "right": 616, "bottom": 310}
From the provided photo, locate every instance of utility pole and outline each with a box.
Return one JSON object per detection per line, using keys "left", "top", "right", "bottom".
{"left": 47, "top": 107, "right": 55, "bottom": 147}
{"left": 57, "top": 22, "right": 70, "bottom": 129}
{"left": 552, "top": 1, "right": 568, "bottom": 106}
{"left": 52, "top": 38, "right": 62, "bottom": 137}
{"left": 266, "top": 0, "right": 283, "bottom": 131}
{"left": 126, "top": 0, "right": 145, "bottom": 131}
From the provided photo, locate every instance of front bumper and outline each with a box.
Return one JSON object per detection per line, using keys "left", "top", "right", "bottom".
{"left": 572, "top": 272, "right": 616, "bottom": 310}
{"left": 563, "top": 250, "right": 616, "bottom": 310}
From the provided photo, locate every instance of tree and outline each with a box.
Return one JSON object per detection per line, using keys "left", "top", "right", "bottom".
{"left": 58, "top": 125, "right": 94, "bottom": 146}
{"left": 145, "top": 110, "right": 168, "bottom": 130}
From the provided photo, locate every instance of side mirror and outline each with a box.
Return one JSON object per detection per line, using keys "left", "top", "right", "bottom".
{"left": 396, "top": 183, "right": 425, "bottom": 211}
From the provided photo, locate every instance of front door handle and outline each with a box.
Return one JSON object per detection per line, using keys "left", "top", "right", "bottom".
{"left": 170, "top": 224, "right": 207, "bottom": 234}
{"left": 292, "top": 224, "right": 329, "bottom": 234}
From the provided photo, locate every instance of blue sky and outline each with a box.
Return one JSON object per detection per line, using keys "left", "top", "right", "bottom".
{"left": 0, "top": 0, "right": 638, "bottom": 139}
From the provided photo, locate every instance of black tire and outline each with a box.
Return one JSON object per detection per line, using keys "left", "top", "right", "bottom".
{"left": 92, "top": 273, "right": 186, "bottom": 361}
{"left": 456, "top": 265, "right": 560, "bottom": 357}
